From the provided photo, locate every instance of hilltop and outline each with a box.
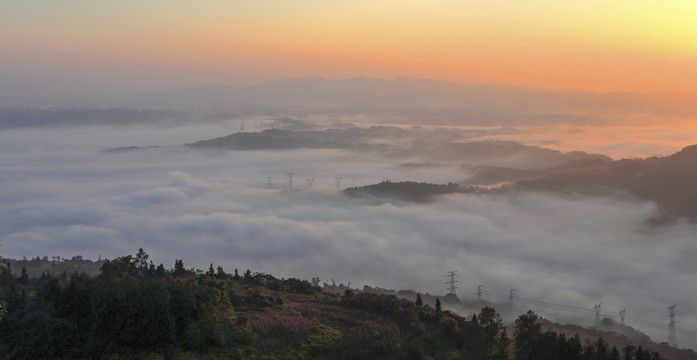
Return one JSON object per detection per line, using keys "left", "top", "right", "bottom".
{"left": 513, "top": 145, "right": 697, "bottom": 223}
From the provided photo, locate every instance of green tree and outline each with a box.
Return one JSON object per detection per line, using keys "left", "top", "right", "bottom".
{"left": 514, "top": 310, "right": 542, "bottom": 360}
{"left": 596, "top": 337, "right": 609, "bottom": 360}
{"left": 476, "top": 306, "right": 506, "bottom": 359}
{"left": 216, "top": 266, "right": 226, "bottom": 279}
{"left": 135, "top": 248, "right": 149, "bottom": 276}
{"left": 18, "top": 267, "right": 29, "bottom": 285}
{"left": 208, "top": 263, "right": 215, "bottom": 277}
{"left": 622, "top": 344, "right": 635, "bottom": 360}
{"left": 173, "top": 259, "right": 186, "bottom": 276}
{"left": 610, "top": 346, "right": 620, "bottom": 360}
{"left": 155, "top": 263, "right": 166, "bottom": 276}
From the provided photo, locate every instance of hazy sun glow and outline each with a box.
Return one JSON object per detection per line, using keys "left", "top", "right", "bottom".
{"left": 2, "top": 0, "right": 696, "bottom": 95}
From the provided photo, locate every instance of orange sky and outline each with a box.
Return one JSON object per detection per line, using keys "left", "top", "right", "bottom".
{"left": 2, "top": 1, "right": 696, "bottom": 95}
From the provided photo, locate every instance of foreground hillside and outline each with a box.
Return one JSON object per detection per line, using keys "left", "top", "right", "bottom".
{"left": 0, "top": 251, "right": 678, "bottom": 360}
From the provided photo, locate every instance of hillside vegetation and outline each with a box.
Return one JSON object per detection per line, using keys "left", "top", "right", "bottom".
{"left": 514, "top": 145, "right": 697, "bottom": 223}
{"left": 0, "top": 250, "right": 673, "bottom": 360}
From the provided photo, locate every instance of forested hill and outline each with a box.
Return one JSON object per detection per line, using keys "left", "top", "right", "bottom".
{"left": 0, "top": 251, "right": 686, "bottom": 360}
{"left": 344, "top": 181, "right": 474, "bottom": 202}
{"left": 513, "top": 145, "right": 697, "bottom": 223}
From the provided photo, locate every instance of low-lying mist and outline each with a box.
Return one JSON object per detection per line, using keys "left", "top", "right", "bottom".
{"left": 2, "top": 120, "right": 697, "bottom": 348}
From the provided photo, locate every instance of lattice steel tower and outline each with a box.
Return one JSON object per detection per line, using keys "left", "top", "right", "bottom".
{"left": 668, "top": 304, "right": 677, "bottom": 348}
{"left": 445, "top": 271, "right": 459, "bottom": 295}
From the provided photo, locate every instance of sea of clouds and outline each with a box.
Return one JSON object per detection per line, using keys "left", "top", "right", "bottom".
{"left": 1, "top": 120, "right": 697, "bottom": 347}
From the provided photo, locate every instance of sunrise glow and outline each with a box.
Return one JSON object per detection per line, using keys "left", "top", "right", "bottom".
{"left": 2, "top": 0, "right": 696, "bottom": 95}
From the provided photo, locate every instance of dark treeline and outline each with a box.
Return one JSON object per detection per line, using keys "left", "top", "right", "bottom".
{"left": 0, "top": 250, "right": 664, "bottom": 360}
{"left": 513, "top": 311, "right": 660, "bottom": 360}
{"left": 344, "top": 180, "right": 474, "bottom": 202}
{"left": 7, "top": 255, "right": 105, "bottom": 280}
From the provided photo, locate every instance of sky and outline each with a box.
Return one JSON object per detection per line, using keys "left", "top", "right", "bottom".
{"left": 2, "top": 1, "right": 697, "bottom": 97}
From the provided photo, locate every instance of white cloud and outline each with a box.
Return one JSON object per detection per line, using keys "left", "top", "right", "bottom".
{"left": 1, "top": 122, "right": 696, "bottom": 348}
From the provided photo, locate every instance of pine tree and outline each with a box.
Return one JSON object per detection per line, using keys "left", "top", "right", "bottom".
{"left": 610, "top": 347, "right": 620, "bottom": 360}
{"left": 135, "top": 248, "right": 149, "bottom": 276}
{"left": 173, "top": 259, "right": 185, "bottom": 276}
{"left": 208, "top": 263, "right": 215, "bottom": 276}
{"left": 435, "top": 298, "right": 441, "bottom": 312}
{"left": 155, "top": 263, "right": 165, "bottom": 276}
{"left": 216, "top": 266, "right": 226, "bottom": 279}
{"left": 18, "top": 267, "right": 29, "bottom": 284}
{"left": 415, "top": 294, "right": 423, "bottom": 306}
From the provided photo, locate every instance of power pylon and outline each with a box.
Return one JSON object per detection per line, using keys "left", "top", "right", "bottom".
{"left": 335, "top": 177, "right": 342, "bottom": 191}
{"left": 476, "top": 285, "right": 483, "bottom": 301}
{"left": 445, "top": 271, "right": 459, "bottom": 295}
{"left": 307, "top": 178, "right": 314, "bottom": 188}
{"left": 508, "top": 289, "right": 515, "bottom": 304}
{"left": 668, "top": 305, "right": 677, "bottom": 348}
{"left": 619, "top": 308, "right": 626, "bottom": 325}
{"left": 288, "top": 173, "right": 294, "bottom": 191}
{"left": 594, "top": 303, "right": 602, "bottom": 323}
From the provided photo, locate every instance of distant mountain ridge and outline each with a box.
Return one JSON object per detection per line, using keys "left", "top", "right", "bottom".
{"left": 513, "top": 145, "right": 697, "bottom": 223}
{"left": 340, "top": 145, "right": 697, "bottom": 223}
{"left": 134, "top": 77, "right": 697, "bottom": 126}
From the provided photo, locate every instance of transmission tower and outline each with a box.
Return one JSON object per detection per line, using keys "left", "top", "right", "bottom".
{"left": 476, "top": 285, "right": 483, "bottom": 301}
{"left": 267, "top": 177, "right": 272, "bottom": 189}
{"left": 508, "top": 289, "right": 515, "bottom": 304}
{"left": 288, "top": 173, "right": 294, "bottom": 191}
{"left": 445, "top": 271, "right": 459, "bottom": 295}
{"left": 335, "top": 177, "right": 342, "bottom": 191}
{"left": 668, "top": 304, "right": 677, "bottom": 348}
{"left": 619, "top": 308, "right": 626, "bottom": 325}
{"left": 307, "top": 178, "right": 314, "bottom": 188}
{"left": 594, "top": 303, "right": 602, "bottom": 323}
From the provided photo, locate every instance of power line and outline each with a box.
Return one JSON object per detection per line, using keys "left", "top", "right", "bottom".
{"left": 442, "top": 274, "right": 697, "bottom": 343}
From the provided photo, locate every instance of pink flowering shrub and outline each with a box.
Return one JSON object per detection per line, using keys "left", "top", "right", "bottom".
{"left": 249, "top": 308, "right": 311, "bottom": 337}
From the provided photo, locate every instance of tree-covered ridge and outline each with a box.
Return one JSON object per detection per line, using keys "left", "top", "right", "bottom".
{"left": 6, "top": 255, "right": 105, "bottom": 279}
{"left": 0, "top": 250, "right": 668, "bottom": 360}
{"left": 344, "top": 180, "right": 474, "bottom": 202}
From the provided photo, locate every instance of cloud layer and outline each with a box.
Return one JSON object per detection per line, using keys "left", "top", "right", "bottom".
{"left": 2, "top": 122, "right": 697, "bottom": 347}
